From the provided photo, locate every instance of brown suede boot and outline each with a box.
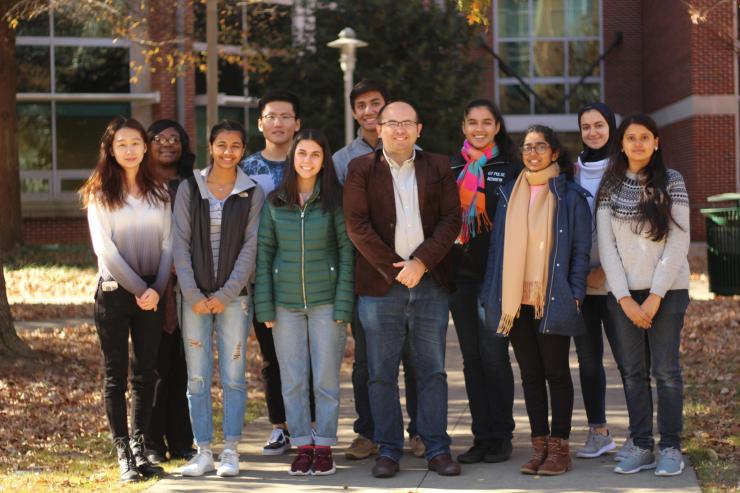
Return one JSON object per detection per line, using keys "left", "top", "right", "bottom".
{"left": 520, "top": 436, "right": 548, "bottom": 475}
{"left": 538, "top": 437, "right": 572, "bottom": 475}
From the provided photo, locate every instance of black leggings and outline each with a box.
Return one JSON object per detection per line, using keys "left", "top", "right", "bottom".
{"left": 94, "top": 280, "right": 163, "bottom": 440}
{"left": 508, "top": 306, "right": 573, "bottom": 439}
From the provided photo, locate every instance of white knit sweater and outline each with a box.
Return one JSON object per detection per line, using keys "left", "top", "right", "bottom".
{"left": 596, "top": 169, "right": 690, "bottom": 300}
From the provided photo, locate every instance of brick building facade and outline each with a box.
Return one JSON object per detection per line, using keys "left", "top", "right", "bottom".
{"left": 18, "top": 0, "right": 740, "bottom": 243}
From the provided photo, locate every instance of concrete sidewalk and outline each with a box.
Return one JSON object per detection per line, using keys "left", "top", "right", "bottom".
{"left": 146, "top": 322, "right": 701, "bottom": 493}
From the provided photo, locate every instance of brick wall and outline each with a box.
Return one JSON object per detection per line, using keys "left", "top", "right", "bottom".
{"left": 660, "top": 115, "right": 736, "bottom": 240}
{"left": 689, "top": 0, "right": 736, "bottom": 96}
{"left": 22, "top": 218, "right": 91, "bottom": 246}
{"left": 641, "top": 1, "right": 693, "bottom": 112}
{"left": 148, "top": 0, "right": 196, "bottom": 139}
{"left": 603, "top": 0, "right": 644, "bottom": 115}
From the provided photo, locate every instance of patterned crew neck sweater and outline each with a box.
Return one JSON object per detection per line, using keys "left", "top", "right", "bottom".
{"left": 596, "top": 168, "right": 690, "bottom": 301}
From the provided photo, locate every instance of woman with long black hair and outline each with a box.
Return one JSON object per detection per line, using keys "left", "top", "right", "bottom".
{"left": 255, "top": 129, "right": 354, "bottom": 476}
{"left": 80, "top": 116, "right": 171, "bottom": 483}
{"left": 482, "top": 124, "right": 591, "bottom": 476}
{"left": 450, "top": 99, "right": 521, "bottom": 464}
{"left": 144, "top": 119, "right": 197, "bottom": 464}
{"left": 597, "top": 114, "right": 690, "bottom": 477}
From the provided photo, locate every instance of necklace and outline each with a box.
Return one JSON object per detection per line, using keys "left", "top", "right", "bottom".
{"left": 207, "top": 179, "right": 235, "bottom": 192}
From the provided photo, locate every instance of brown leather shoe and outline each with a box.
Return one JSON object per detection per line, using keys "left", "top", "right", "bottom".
{"left": 538, "top": 437, "right": 571, "bottom": 475}
{"left": 427, "top": 453, "right": 461, "bottom": 476}
{"left": 520, "top": 436, "right": 548, "bottom": 475}
{"left": 372, "top": 456, "right": 399, "bottom": 478}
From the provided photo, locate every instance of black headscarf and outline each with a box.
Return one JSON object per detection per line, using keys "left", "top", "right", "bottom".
{"left": 147, "top": 119, "right": 196, "bottom": 179}
{"left": 577, "top": 102, "right": 617, "bottom": 163}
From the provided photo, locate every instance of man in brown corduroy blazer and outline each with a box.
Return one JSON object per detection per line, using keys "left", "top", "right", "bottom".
{"left": 343, "top": 101, "right": 462, "bottom": 479}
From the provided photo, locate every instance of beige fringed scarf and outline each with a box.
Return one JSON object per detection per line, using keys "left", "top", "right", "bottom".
{"left": 498, "top": 164, "right": 560, "bottom": 335}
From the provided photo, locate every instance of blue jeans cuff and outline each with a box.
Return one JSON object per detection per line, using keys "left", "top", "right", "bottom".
{"left": 314, "top": 436, "right": 338, "bottom": 447}
{"left": 291, "top": 435, "right": 314, "bottom": 447}
{"left": 378, "top": 450, "right": 402, "bottom": 463}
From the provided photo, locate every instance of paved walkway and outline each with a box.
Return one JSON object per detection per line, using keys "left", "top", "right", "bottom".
{"left": 145, "top": 320, "right": 701, "bottom": 493}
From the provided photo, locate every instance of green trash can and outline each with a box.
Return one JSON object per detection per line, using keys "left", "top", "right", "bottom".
{"left": 700, "top": 193, "right": 740, "bottom": 295}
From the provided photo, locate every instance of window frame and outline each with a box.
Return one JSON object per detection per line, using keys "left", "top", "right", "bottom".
{"left": 493, "top": 0, "right": 604, "bottom": 129}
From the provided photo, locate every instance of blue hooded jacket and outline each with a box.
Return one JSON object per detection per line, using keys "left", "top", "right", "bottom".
{"left": 481, "top": 173, "right": 592, "bottom": 337}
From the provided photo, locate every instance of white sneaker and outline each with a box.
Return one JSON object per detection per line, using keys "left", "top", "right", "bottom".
{"left": 216, "top": 448, "right": 240, "bottom": 477}
{"left": 180, "top": 449, "right": 215, "bottom": 477}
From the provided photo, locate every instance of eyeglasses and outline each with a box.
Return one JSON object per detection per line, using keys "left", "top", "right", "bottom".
{"left": 260, "top": 113, "right": 296, "bottom": 124}
{"left": 379, "top": 120, "right": 418, "bottom": 129}
{"left": 521, "top": 143, "right": 551, "bottom": 155}
{"left": 153, "top": 134, "right": 181, "bottom": 145}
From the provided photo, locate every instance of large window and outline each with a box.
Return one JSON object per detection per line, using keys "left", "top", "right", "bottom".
{"left": 16, "top": 9, "right": 132, "bottom": 203}
{"left": 495, "top": 0, "right": 602, "bottom": 115}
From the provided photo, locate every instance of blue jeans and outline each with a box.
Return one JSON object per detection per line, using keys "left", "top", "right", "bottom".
{"left": 573, "top": 294, "right": 619, "bottom": 428}
{"left": 180, "top": 294, "right": 251, "bottom": 447}
{"left": 272, "top": 304, "right": 347, "bottom": 447}
{"left": 449, "top": 276, "right": 514, "bottom": 442}
{"left": 359, "top": 276, "right": 451, "bottom": 462}
{"left": 351, "top": 302, "right": 419, "bottom": 440}
{"left": 607, "top": 289, "right": 689, "bottom": 450}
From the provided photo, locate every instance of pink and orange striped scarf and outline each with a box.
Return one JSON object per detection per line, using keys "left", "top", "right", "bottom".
{"left": 456, "top": 140, "right": 498, "bottom": 245}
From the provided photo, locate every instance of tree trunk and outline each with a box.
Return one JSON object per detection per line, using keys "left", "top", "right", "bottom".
{"left": 0, "top": 0, "right": 23, "bottom": 252}
{"left": 0, "top": 4, "right": 32, "bottom": 358}
{"left": 0, "top": 256, "right": 34, "bottom": 358}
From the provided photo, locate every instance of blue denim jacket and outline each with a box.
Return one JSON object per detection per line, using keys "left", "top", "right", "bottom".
{"left": 481, "top": 174, "right": 592, "bottom": 337}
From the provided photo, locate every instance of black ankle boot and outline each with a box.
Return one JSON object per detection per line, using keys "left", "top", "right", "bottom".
{"left": 113, "top": 437, "right": 141, "bottom": 483}
{"left": 484, "top": 438, "right": 513, "bottom": 463}
{"left": 130, "top": 435, "right": 165, "bottom": 477}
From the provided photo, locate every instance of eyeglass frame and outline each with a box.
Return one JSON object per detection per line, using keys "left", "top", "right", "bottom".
{"left": 153, "top": 134, "right": 181, "bottom": 145}
{"left": 378, "top": 120, "right": 419, "bottom": 129}
{"left": 521, "top": 142, "right": 551, "bottom": 155}
{"left": 259, "top": 113, "right": 297, "bottom": 124}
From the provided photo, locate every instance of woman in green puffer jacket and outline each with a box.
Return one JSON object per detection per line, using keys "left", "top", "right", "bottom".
{"left": 255, "top": 129, "right": 354, "bottom": 476}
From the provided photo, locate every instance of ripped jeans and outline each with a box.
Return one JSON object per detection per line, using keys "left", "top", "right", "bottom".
{"left": 180, "top": 293, "right": 251, "bottom": 447}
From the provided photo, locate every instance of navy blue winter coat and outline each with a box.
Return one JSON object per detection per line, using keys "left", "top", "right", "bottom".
{"left": 481, "top": 173, "right": 592, "bottom": 337}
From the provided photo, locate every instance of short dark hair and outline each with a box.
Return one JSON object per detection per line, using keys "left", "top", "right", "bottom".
{"left": 377, "top": 100, "right": 420, "bottom": 124}
{"left": 258, "top": 90, "right": 301, "bottom": 119}
{"left": 349, "top": 79, "right": 390, "bottom": 110}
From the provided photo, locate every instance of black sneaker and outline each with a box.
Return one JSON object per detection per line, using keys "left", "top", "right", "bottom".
{"left": 457, "top": 440, "right": 489, "bottom": 464}
{"left": 262, "top": 428, "right": 291, "bottom": 456}
{"left": 484, "top": 438, "right": 513, "bottom": 463}
{"left": 114, "top": 437, "right": 142, "bottom": 483}
{"left": 130, "top": 436, "right": 165, "bottom": 477}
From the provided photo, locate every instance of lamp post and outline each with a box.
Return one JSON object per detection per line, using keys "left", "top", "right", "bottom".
{"left": 327, "top": 28, "right": 368, "bottom": 146}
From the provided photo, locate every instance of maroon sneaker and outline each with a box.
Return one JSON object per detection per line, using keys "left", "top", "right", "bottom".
{"left": 289, "top": 446, "right": 314, "bottom": 476}
{"left": 312, "top": 446, "right": 336, "bottom": 476}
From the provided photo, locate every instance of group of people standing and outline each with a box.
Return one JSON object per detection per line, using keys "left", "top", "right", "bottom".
{"left": 80, "top": 79, "right": 690, "bottom": 484}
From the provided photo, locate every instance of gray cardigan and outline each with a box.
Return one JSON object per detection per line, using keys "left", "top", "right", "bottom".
{"left": 173, "top": 166, "right": 265, "bottom": 305}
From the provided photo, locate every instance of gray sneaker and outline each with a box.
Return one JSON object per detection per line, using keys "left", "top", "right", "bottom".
{"left": 614, "top": 446, "right": 656, "bottom": 474}
{"left": 655, "top": 447, "right": 685, "bottom": 476}
{"left": 577, "top": 429, "right": 617, "bottom": 458}
{"left": 613, "top": 437, "right": 637, "bottom": 462}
